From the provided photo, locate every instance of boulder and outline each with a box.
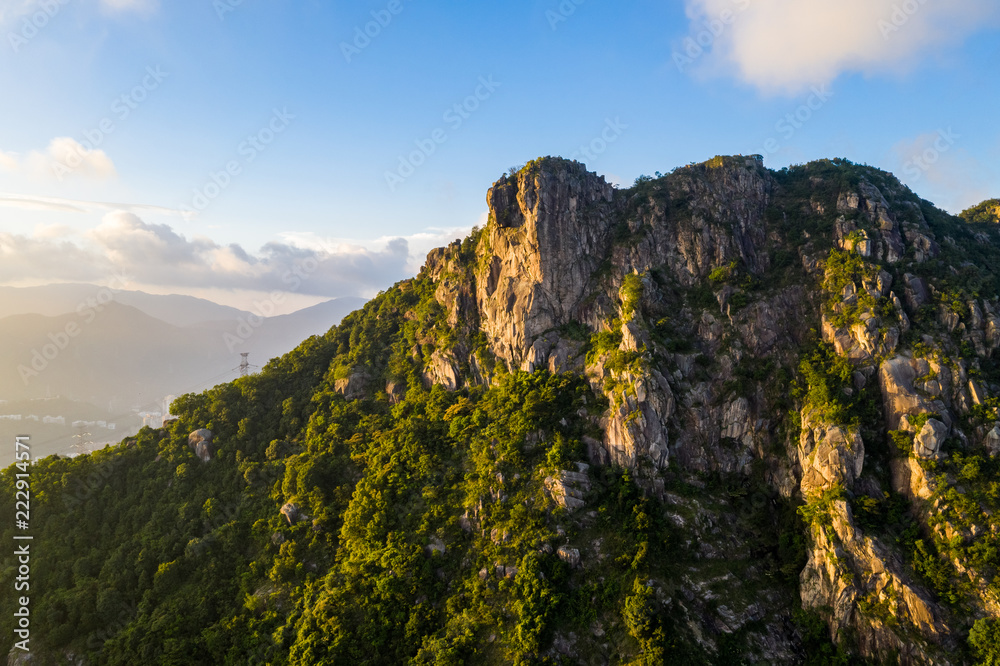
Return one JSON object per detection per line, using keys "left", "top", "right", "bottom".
{"left": 188, "top": 429, "right": 213, "bottom": 463}
{"left": 798, "top": 413, "right": 865, "bottom": 497}
{"left": 385, "top": 381, "right": 406, "bottom": 404}
{"left": 557, "top": 546, "right": 581, "bottom": 568}
{"left": 913, "top": 418, "right": 948, "bottom": 459}
{"left": 986, "top": 424, "right": 1000, "bottom": 457}
{"left": 879, "top": 357, "right": 928, "bottom": 430}
{"left": 903, "top": 273, "right": 930, "bottom": 311}
{"left": 891, "top": 457, "right": 935, "bottom": 500}
{"left": 335, "top": 371, "right": 371, "bottom": 400}
{"left": 422, "top": 350, "right": 460, "bottom": 390}
{"left": 425, "top": 538, "right": 446, "bottom": 556}
{"left": 279, "top": 502, "right": 300, "bottom": 525}
{"left": 544, "top": 468, "right": 590, "bottom": 511}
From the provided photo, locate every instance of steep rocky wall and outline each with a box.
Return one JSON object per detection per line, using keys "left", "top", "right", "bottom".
{"left": 412, "top": 155, "right": 1000, "bottom": 663}
{"left": 477, "top": 159, "right": 618, "bottom": 370}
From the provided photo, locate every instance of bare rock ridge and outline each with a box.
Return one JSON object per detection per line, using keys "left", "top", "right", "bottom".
{"left": 410, "top": 155, "right": 1000, "bottom": 663}
{"left": 478, "top": 160, "right": 617, "bottom": 369}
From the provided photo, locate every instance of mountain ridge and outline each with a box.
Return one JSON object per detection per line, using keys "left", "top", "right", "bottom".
{"left": 3, "top": 154, "right": 1000, "bottom": 665}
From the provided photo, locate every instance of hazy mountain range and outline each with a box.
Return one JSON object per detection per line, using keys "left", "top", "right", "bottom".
{"left": 0, "top": 286, "right": 364, "bottom": 465}
{"left": 0, "top": 284, "right": 365, "bottom": 405}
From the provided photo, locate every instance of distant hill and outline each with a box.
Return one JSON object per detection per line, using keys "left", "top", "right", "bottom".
{"left": 0, "top": 296, "right": 365, "bottom": 405}
{"left": 0, "top": 302, "right": 235, "bottom": 404}
{"left": 0, "top": 284, "right": 252, "bottom": 326}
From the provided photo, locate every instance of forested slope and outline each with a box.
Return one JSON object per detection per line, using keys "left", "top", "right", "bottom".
{"left": 3, "top": 156, "right": 1000, "bottom": 665}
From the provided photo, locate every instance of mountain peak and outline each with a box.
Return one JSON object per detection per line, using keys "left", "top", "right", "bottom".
{"left": 15, "top": 154, "right": 1000, "bottom": 665}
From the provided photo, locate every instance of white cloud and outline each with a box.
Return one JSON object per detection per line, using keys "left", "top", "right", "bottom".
{"left": 24, "top": 137, "right": 117, "bottom": 181}
{"left": 681, "top": 0, "right": 1000, "bottom": 93}
{"left": 0, "top": 151, "right": 18, "bottom": 171}
{"left": 0, "top": 213, "right": 469, "bottom": 298}
{"left": 1, "top": 139, "right": 119, "bottom": 181}
{"left": 279, "top": 218, "right": 479, "bottom": 275}
{"left": 0, "top": 192, "right": 185, "bottom": 216}
{"left": 0, "top": 230, "right": 109, "bottom": 285}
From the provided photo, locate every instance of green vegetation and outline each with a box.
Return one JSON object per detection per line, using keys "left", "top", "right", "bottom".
{"left": 798, "top": 484, "right": 845, "bottom": 524}
{"left": 960, "top": 198, "right": 1000, "bottom": 225}
{"left": 969, "top": 618, "right": 1000, "bottom": 665}
{"left": 6, "top": 156, "right": 1000, "bottom": 664}
{"left": 0, "top": 262, "right": 794, "bottom": 665}
{"left": 822, "top": 249, "right": 895, "bottom": 329}
{"left": 796, "top": 343, "right": 859, "bottom": 424}
{"left": 621, "top": 273, "right": 644, "bottom": 319}
{"left": 708, "top": 260, "right": 737, "bottom": 285}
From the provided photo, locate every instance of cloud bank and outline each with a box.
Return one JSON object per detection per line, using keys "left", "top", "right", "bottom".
{"left": 0, "top": 138, "right": 117, "bottom": 181}
{"left": 681, "top": 0, "right": 1000, "bottom": 93}
{"left": 0, "top": 213, "right": 471, "bottom": 298}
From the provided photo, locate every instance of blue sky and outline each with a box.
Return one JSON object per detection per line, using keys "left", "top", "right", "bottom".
{"left": 0, "top": 0, "right": 998, "bottom": 312}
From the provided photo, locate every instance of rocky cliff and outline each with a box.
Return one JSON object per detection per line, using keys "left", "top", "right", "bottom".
{"left": 8, "top": 154, "right": 1000, "bottom": 666}
{"left": 413, "top": 155, "right": 1000, "bottom": 664}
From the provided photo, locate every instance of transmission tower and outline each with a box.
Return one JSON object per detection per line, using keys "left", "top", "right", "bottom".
{"left": 239, "top": 353, "right": 250, "bottom": 377}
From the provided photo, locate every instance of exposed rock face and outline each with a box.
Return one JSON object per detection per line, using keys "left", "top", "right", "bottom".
{"left": 422, "top": 350, "right": 460, "bottom": 391}
{"left": 188, "top": 429, "right": 213, "bottom": 463}
{"left": 385, "top": 381, "right": 406, "bottom": 404}
{"left": 477, "top": 160, "right": 618, "bottom": 370}
{"left": 557, "top": 546, "right": 580, "bottom": 568}
{"left": 913, "top": 418, "right": 948, "bottom": 460}
{"left": 523, "top": 332, "right": 585, "bottom": 374}
{"left": 280, "top": 502, "right": 300, "bottom": 525}
{"left": 544, "top": 467, "right": 591, "bottom": 511}
{"left": 591, "top": 361, "right": 675, "bottom": 471}
{"left": 891, "top": 456, "right": 936, "bottom": 500}
{"left": 798, "top": 411, "right": 864, "bottom": 496}
{"left": 412, "top": 156, "right": 1000, "bottom": 663}
{"left": 335, "top": 371, "right": 371, "bottom": 400}
{"left": 903, "top": 273, "right": 930, "bottom": 310}
{"left": 799, "top": 501, "right": 948, "bottom": 664}
{"left": 880, "top": 357, "right": 934, "bottom": 430}
{"left": 987, "top": 424, "right": 1000, "bottom": 457}
{"left": 425, "top": 537, "right": 446, "bottom": 556}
